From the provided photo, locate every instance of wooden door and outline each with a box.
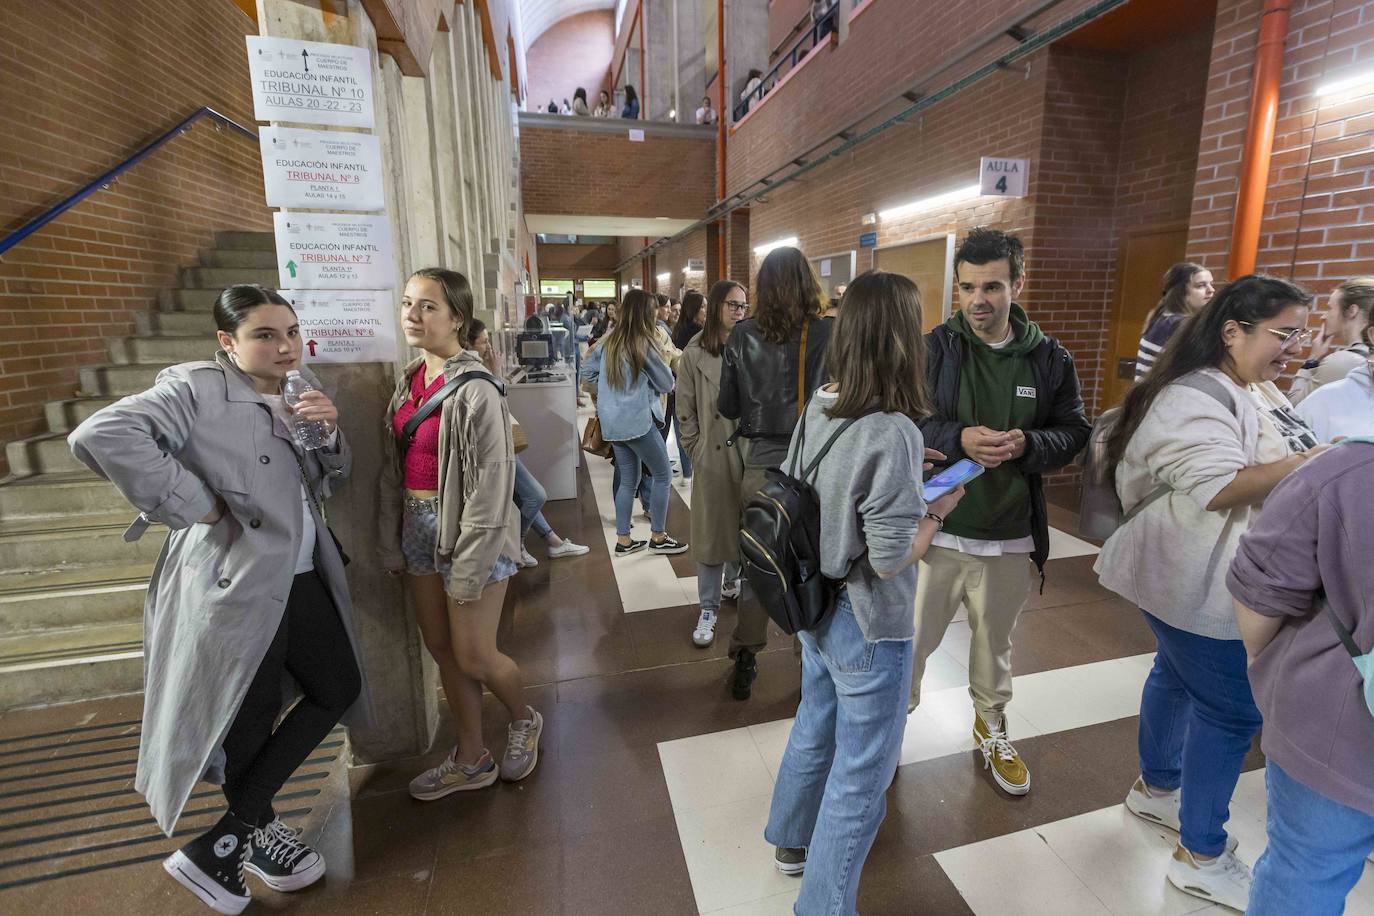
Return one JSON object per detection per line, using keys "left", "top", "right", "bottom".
{"left": 875, "top": 237, "right": 950, "bottom": 331}
{"left": 1102, "top": 226, "right": 1189, "bottom": 409}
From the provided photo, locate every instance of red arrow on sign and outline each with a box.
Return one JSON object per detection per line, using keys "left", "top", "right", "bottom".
{"left": 306, "top": 340, "right": 318, "bottom": 357}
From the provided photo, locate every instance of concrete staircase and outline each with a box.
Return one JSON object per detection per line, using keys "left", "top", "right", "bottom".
{"left": 0, "top": 231, "right": 277, "bottom": 709}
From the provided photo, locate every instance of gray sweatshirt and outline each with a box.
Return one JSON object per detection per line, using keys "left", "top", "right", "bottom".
{"left": 783, "top": 390, "right": 928, "bottom": 642}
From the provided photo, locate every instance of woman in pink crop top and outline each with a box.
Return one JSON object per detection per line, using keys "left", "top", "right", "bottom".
{"left": 377, "top": 268, "right": 543, "bottom": 798}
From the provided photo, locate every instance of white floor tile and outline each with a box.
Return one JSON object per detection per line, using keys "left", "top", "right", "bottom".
{"left": 704, "top": 890, "right": 800, "bottom": 915}
{"left": 899, "top": 684, "right": 1039, "bottom": 767}
{"left": 675, "top": 795, "right": 798, "bottom": 914}
{"left": 1049, "top": 525, "right": 1102, "bottom": 559}
{"left": 748, "top": 718, "right": 795, "bottom": 783}
{"left": 1011, "top": 656, "right": 1151, "bottom": 736}
{"left": 936, "top": 829, "right": 1112, "bottom": 915}
{"left": 659, "top": 727, "right": 775, "bottom": 814}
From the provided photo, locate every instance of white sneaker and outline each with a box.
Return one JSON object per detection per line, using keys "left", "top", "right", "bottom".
{"left": 547, "top": 540, "right": 589, "bottom": 558}
{"left": 692, "top": 609, "right": 717, "bottom": 647}
{"left": 519, "top": 548, "right": 538, "bottom": 567}
{"left": 1167, "top": 846, "right": 1252, "bottom": 912}
{"left": 1125, "top": 777, "right": 1239, "bottom": 852}
{"left": 722, "top": 579, "right": 741, "bottom": 601}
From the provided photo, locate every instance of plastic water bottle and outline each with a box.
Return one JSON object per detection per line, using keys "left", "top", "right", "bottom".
{"left": 282, "top": 370, "right": 329, "bottom": 450}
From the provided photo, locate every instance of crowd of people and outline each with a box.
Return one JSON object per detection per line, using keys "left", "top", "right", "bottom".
{"left": 541, "top": 84, "right": 639, "bottom": 119}
{"left": 65, "top": 223, "right": 1374, "bottom": 914}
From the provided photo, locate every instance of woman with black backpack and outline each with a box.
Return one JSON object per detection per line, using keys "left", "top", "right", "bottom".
{"left": 762, "top": 271, "right": 963, "bottom": 914}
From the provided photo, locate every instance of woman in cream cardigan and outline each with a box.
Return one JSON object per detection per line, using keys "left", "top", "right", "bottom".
{"left": 1095, "top": 275, "right": 1325, "bottom": 912}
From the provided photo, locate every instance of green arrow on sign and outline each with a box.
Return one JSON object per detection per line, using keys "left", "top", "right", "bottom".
{"left": 286, "top": 259, "right": 298, "bottom": 278}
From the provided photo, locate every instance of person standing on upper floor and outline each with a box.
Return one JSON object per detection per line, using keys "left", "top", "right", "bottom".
{"left": 621, "top": 84, "right": 640, "bottom": 119}
{"left": 68, "top": 285, "right": 368, "bottom": 914}
{"left": 1136, "top": 263, "right": 1215, "bottom": 381}
{"left": 1288, "top": 276, "right": 1373, "bottom": 405}
{"left": 594, "top": 89, "right": 615, "bottom": 118}
{"left": 580, "top": 288, "right": 689, "bottom": 558}
{"left": 1228, "top": 440, "right": 1374, "bottom": 916}
{"left": 676, "top": 281, "right": 750, "bottom": 648}
{"left": 1295, "top": 312, "right": 1374, "bottom": 441}
{"left": 1096, "top": 275, "right": 1324, "bottom": 912}
{"left": 739, "top": 69, "right": 764, "bottom": 118}
{"left": 719, "top": 245, "right": 833, "bottom": 700}
{"left": 763, "top": 271, "right": 965, "bottom": 911}
{"left": 695, "top": 95, "right": 718, "bottom": 125}
{"left": 909, "top": 227, "right": 1091, "bottom": 798}
{"left": 572, "top": 87, "right": 590, "bottom": 116}
{"left": 671, "top": 290, "right": 707, "bottom": 483}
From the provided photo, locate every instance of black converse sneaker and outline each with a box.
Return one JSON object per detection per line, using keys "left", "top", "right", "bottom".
{"left": 163, "top": 811, "right": 253, "bottom": 914}
{"left": 245, "top": 817, "right": 326, "bottom": 892}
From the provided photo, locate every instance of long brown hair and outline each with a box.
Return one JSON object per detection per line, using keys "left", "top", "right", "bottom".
{"left": 825, "top": 271, "right": 931, "bottom": 422}
{"left": 410, "top": 267, "right": 475, "bottom": 346}
{"left": 701, "top": 279, "right": 744, "bottom": 357}
{"left": 601, "top": 288, "right": 658, "bottom": 389}
{"left": 754, "top": 246, "right": 825, "bottom": 344}
{"left": 1144, "top": 262, "right": 1208, "bottom": 329}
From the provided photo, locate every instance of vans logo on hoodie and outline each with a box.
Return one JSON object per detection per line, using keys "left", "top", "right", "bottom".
{"left": 1016, "top": 386, "right": 1036, "bottom": 398}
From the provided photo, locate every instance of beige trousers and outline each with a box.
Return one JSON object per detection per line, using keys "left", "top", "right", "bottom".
{"left": 909, "top": 545, "right": 1032, "bottom": 716}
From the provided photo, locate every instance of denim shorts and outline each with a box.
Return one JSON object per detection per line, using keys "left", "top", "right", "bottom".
{"left": 400, "top": 498, "right": 518, "bottom": 589}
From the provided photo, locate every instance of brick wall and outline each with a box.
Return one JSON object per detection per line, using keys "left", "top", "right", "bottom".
{"left": 0, "top": 0, "right": 271, "bottom": 476}
{"left": 1187, "top": 0, "right": 1374, "bottom": 295}
{"left": 525, "top": 10, "right": 615, "bottom": 111}
{"left": 519, "top": 124, "right": 716, "bottom": 218}
{"left": 535, "top": 242, "right": 620, "bottom": 287}
{"left": 650, "top": 229, "right": 709, "bottom": 296}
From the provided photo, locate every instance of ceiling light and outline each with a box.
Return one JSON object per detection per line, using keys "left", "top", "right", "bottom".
{"left": 657, "top": 272, "right": 671, "bottom": 282}
{"left": 878, "top": 184, "right": 982, "bottom": 221}
{"left": 1317, "top": 67, "right": 1374, "bottom": 98}
{"left": 753, "top": 236, "right": 798, "bottom": 256}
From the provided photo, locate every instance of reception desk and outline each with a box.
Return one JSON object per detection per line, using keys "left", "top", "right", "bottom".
{"left": 507, "top": 368, "right": 579, "bottom": 501}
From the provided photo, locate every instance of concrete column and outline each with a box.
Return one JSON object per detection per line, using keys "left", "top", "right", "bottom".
{"left": 255, "top": 0, "right": 437, "bottom": 765}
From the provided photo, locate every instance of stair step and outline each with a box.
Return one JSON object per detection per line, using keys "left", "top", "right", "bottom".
{"left": 108, "top": 336, "right": 215, "bottom": 365}
{"left": 0, "top": 560, "right": 150, "bottom": 634}
{"left": 0, "top": 513, "right": 166, "bottom": 572}
{"left": 0, "top": 622, "right": 143, "bottom": 709}
{"left": 158, "top": 288, "right": 220, "bottom": 312}
{"left": 181, "top": 266, "right": 278, "bottom": 289}
{"left": 44, "top": 397, "right": 118, "bottom": 435}
{"left": 5, "top": 433, "right": 85, "bottom": 477}
{"left": 134, "top": 311, "right": 215, "bottom": 337}
{"left": 200, "top": 247, "right": 277, "bottom": 269}
{"left": 78, "top": 364, "right": 162, "bottom": 397}
{"left": 215, "top": 230, "right": 276, "bottom": 251}
{"left": 0, "top": 470, "right": 129, "bottom": 520}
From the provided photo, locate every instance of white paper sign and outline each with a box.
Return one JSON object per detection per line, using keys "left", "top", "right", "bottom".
{"left": 820, "top": 259, "right": 832, "bottom": 277}
{"left": 628, "top": 129, "right": 645, "bottom": 142}
{"left": 260, "top": 127, "right": 384, "bottom": 210}
{"left": 281, "top": 290, "right": 397, "bottom": 363}
{"left": 246, "top": 36, "right": 374, "bottom": 128}
{"left": 273, "top": 213, "right": 394, "bottom": 289}
{"left": 980, "top": 157, "right": 1029, "bottom": 197}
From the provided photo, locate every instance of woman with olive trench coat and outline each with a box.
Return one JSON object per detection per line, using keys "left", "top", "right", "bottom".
{"left": 68, "top": 353, "right": 373, "bottom": 836}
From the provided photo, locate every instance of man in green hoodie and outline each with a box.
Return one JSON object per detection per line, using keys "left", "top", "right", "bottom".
{"left": 912, "top": 228, "right": 1091, "bottom": 797}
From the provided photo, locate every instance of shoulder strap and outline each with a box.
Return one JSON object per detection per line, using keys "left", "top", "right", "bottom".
{"left": 1175, "top": 372, "right": 1236, "bottom": 415}
{"left": 797, "top": 322, "right": 810, "bottom": 419}
{"left": 801, "top": 405, "right": 883, "bottom": 483}
{"left": 1319, "top": 590, "right": 1365, "bottom": 660}
{"left": 402, "top": 370, "right": 504, "bottom": 444}
{"left": 1122, "top": 484, "right": 1170, "bottom": 523}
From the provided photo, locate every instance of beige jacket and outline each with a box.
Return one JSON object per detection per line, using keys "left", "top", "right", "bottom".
{"left": 675, "top": 334, "right": 744, "bottom": 565}
{"left": 378, "top": 351, "right": 519, "bottom": 602}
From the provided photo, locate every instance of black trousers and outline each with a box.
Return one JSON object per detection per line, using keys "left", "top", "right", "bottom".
{"left": 221, "top": 569, "right": 361, "bottom": 828}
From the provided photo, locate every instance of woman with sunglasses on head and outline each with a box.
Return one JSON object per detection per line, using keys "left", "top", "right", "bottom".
{"left": 675, "top": 281, "right": 749, "bottom": 646}
{"left": 69, "top": 285, "right": 368, "bottom": 914}
{"left": 378, "top": 269, "right": 544, "bottom": 801}
{"left": 1095, "top": 275, "right": 1325, "bottom": 912}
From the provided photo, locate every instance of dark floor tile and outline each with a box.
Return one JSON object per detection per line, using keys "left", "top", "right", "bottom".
{"left": 255, "top": 872, "right": 432, "bottom": 914}
{"left": 425, "top": 837, "right": 564, "bottom": 915}
{"left": 561, "top": 815, "right": 697, "bottom": 916}
{"left": 857, "top": 848, "right": 975, "bottom": 915}
{"left": 554, "top": 742, "right": 674, "bottom": 839}
{"left": 1026, "top": 555, "right": 1116, "bottom": 611}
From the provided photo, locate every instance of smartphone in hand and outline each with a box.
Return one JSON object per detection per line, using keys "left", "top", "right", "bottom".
{"left": 922, "top": 458, "right": 985, "bottom": 501}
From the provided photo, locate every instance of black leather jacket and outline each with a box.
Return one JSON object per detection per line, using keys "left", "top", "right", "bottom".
{"left": 718, "top": 317, "right": 833, "bottom": 465}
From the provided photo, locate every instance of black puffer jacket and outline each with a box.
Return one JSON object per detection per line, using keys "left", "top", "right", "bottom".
{"left": 919, "top": 321, "right": 1091, "bottom": 576}
{"left": 718, "top": 317, "right": 833, "bottom": 467}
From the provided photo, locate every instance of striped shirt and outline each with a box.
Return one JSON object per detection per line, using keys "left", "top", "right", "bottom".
{"left": 1135, "top": 312, "right": 1185, "bottom": 380}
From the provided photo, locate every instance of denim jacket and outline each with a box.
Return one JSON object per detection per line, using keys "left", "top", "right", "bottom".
{"left": 580, "top": 344, "right": 674, "bottom": 441}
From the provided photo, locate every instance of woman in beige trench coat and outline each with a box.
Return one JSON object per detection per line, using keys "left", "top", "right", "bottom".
{"left": 675, "top": 279, "right": 750, "bottom": 648}
{"left": 69, "top": 286, "right": 370, "bottom": 915}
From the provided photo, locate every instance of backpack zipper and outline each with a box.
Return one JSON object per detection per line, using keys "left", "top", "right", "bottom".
{"left": 740, "top": 529, "right": 788, "bottom": 592}
{"left": 764, "top": 494, "right": 791, "bottom": 526}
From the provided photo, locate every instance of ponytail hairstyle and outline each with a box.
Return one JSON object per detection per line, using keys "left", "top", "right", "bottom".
{"left": 214, "top": 285, "right": 294, "bottom": 336}
{"left": 409, "top": 267, "right": 475, "bottom": 347}
{"left": 1144, "top": 262, "right": 1209, "bottom": 329}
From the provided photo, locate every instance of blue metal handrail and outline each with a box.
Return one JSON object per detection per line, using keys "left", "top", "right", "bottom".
{"left": 0, "top": 107, "right": 258, "bottom": 258}
{"left": 733, "top": 6, "right": 840, "bottom": 123}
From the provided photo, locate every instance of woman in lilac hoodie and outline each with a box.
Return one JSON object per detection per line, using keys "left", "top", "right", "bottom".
{"left": 1228, "top": 440, "right": 1374, "bottom": 915}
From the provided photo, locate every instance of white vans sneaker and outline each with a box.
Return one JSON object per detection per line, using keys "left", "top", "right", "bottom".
{"left": 692, "top": 609, "right": 717, "bottom": 647}
{"left": 1167, "top": 846, "right": 1252, "bottom": 912}
{"left": 518, "top": 548, "right": 538, "bottom": 568}
{"left": 547, "top": 540, "right": 589, "bottom": 558}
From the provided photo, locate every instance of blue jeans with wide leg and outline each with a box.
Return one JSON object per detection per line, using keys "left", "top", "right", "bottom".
{"left": 764, "top": 591, "right": 912, "bottom": 916}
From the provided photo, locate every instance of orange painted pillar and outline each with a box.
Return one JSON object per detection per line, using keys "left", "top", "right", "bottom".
{"left": 1228, "top": 0, "right": 1290, "bottom": 279}
{"left": 716, "top": 0, "right": 727, "bottom": 279}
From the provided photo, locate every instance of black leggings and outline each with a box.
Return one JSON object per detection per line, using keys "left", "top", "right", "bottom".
{"left": 221, "top": 569, "right": 361, "bottom": 828}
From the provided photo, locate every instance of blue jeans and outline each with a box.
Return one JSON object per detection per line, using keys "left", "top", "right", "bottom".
{"left": 512, "top": 458, "right": 553, "bottom": 541}
{"left": 671, "top": 401, "right": 693, "bottom": 478}
{"left": 610, "top": 430, "right": 671, "bottom": 536}
{"left": 765, "top": 592, "right": 912, "bottom": 916}
{"left": 696, "top": 562, "right": 741, "bottom": 612}
{"left": 611, "top": 456, "right": 651, "bottom": 514}
{"left": 1138, "top": 612, "right": 1262, "bottom": 857}
{"left": 1249, "top": 761, "right": 1374, "bottom": 916}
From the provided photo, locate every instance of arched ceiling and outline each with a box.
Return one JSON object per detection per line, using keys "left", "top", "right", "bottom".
{"left": 518, "top": 0, "right": 616, "bottom": 50}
